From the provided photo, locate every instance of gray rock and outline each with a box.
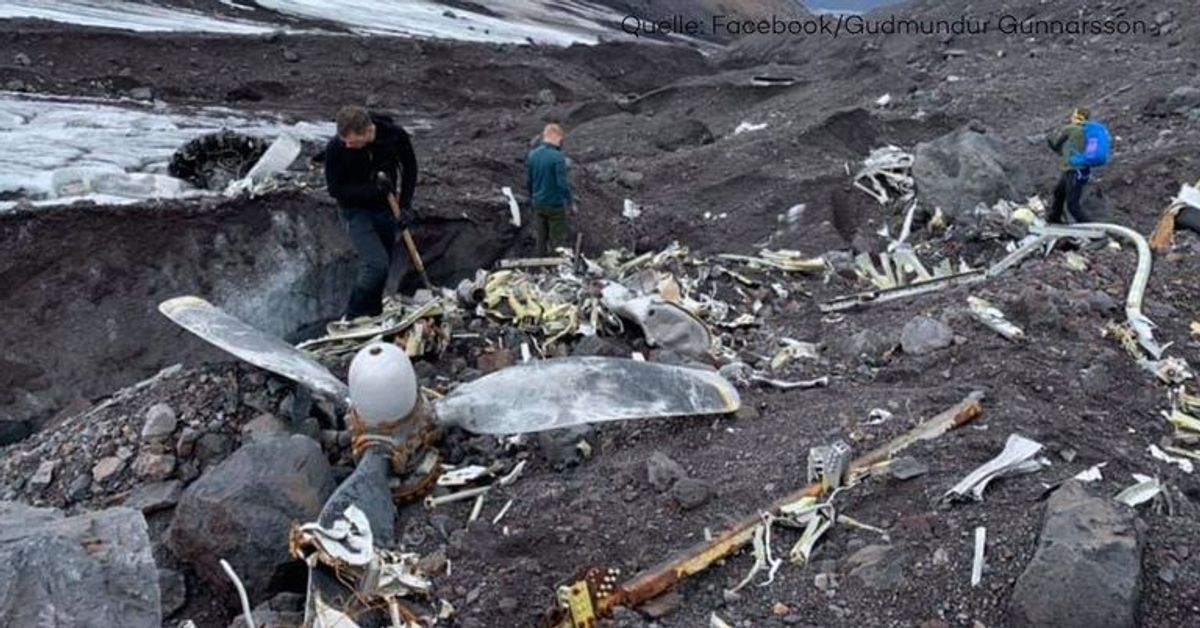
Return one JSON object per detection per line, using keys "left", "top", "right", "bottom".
{"left": 912, "top": 126, "right": 1031, "bottom": 222}
{"left": 900, "top": 316, "right": 954, "bottom": 355}
{"left": 66, "top": 473, "right": 91, "bottom": 502}
{"left": 571, "top": 335, "right": 629, "bottom": 358}
{"left": 536, "top": 88, "right": 557, "bottom": 105}
{"left": 278, "top": 387, "right": 313, "bottom": 423}
{"left": 242, "top": 390, "right": 273, "bottom": 414}
{"left": 650, "top": 118, "right": 714, "bottom": 152}
{"left": 1009, "top": 481, "right": 1141, "bottom": 628}
{"left": 132, "top": 452, "right": 176, "bottom": 480}
{"left": 282, "top": 49, "right": 300, "bottom": 62}
{"left": 177, "top": 427, "right": 200, "bottom": 458}
{"left": 537, "top": 426, "right": 593, "bottom": 469}
{"left": 670, "top": 477, "right": 711, "bottom": 510}
{"left": 195, "top": 432, "right": 233, "bottom": 465}
{"left": 0, "top": 503, "right": 159, "bottom": 627}
{"left": 14, "top": 52, "right": 31, "bottom": 66}
{"left": 242, "top": 413, "right": 290, "bottom": 442}
{"left": 125, "top": 480, "right": 183, "bottom": 514}
{"left": 888, "top": 456, "right": 929, "bottom": 480}
{"left": 1165, "top": 86, "right": 1200, "bottom": 112}
{"left": 142, "top": 402, "right": 178, "bottom": 442}
{"left": 350, "top": 49, "right": 370, "bottom": 65}
{"left": 4, "top": 80, "right": 26, "bottom": 92}
{"left": 158, "top": 568, "right": 186, "bottom": 617}
{"left": 0, "top": 419, "right": 31, "bottom": 447}
{"left": 846, "top": 544, "right": 908, "bottom": 590}
{"left": 31, "top": 459, "right": 57, "bottom": 489}
{"left": 168, "top": 435, "right": 336, "bottom": 602}
{"left": 646, "top": 451, "right": 687, "bottom": 492}
{"left": 617, "top": 170, "right": 645, "bottom": 188}
{"left": 834, "top": 328, "right": 898, "bottom": 366}
{"left": 128, "top": 87, "right": 154, "bottom": 101}
{"left": 92, "top": 456, "right": 126, "bottom": 483}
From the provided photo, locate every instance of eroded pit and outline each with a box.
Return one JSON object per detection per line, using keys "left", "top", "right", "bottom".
{"left": 0, "top": 191, "right": 512, "bottom": 444}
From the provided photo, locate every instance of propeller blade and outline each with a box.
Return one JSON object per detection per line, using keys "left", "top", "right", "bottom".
{"left": 433, "top": 356, "right": 740, "bottom": 435}
{"left": 158, "top": 296, "right": 349, "bottom": 401}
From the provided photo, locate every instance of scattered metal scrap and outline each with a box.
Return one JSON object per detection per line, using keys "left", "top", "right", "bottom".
{"left": 296, "top": 242, "right": 829, "bottom": 368}
{"left": 851, "top": 244, "right": 966, "bottom": 292}
{"left": 820, "top": 219, "right": 1066, "bottom": 313}
{"left": 968, "top": 296, "right": 1024, "bottom": 341}
{"left": 224, "top": 133, "right": 302, "bottom": 197}
{"left": 719, "top": 362, "right": 829, "bottom": 391}
{"left": 854, "top": 146, "right": 914, "bottom": 205}
{"left": 300, "top": 299, "right": 452, "bottom": 359}
{"left": 1049, "top": 222, "right": 1165, "bottom": 360}
{"left": 943, "top": 434, "right": 1049, "bottom": 503}
{"left": 1149, "top": 178, "right": 1200, "bottom": 252}
{"left": 547, "top": 392, "right": 984, "bottom": 628}
{"left": 971, "top": 527, "right": 986, "bottom": 587}
{"left": 291, "top": 504, "right": 435, "bottom": 627}
{"left": 1114, "top": 474, "right": 1161, "bottom": 507}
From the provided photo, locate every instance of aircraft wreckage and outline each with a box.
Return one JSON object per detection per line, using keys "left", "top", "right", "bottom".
{"left": 160, "top": 294, "right": 742, "bottom": 626}
{"left": 149, "top": 140, "right": 1200, "bottom": 626}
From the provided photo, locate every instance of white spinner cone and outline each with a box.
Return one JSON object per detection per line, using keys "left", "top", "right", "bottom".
{"left": 348, "top": 342, "right": 418, "bottom": 427}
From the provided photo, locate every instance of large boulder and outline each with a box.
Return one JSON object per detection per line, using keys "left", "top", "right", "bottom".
{"left": 912, "top": 126, "right": 1031, "bottom": 222}
{"left": 167, "top": 435, "right": 336, "bottom": 603}
{"left": 1009, "top": 481, "right": 1142, "bottom": 628}
{"left": 0, "top": 502, "right": 160, "bottom": 627}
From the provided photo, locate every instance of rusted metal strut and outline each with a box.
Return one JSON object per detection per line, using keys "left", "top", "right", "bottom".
{"left": 546, "top": 391, "right": 984, "bottom": 627}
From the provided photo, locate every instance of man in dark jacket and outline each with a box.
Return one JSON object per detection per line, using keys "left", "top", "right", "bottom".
{"left": 324, "top": 105, "right": 418, "bottom": 319}
{"left": 1046, "top": 107, "right": 1092, "bottom": 224}
{"left": 526, "top": 123, "right": 574, "bottom": 255}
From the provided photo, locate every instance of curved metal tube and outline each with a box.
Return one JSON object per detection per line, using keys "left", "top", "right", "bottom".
{"left": 1069, "top": 222, "right": 1163, "bottom": 358}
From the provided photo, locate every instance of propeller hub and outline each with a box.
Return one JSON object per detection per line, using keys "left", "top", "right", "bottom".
{"left": 348, "top": 342, "right": 418, "bottom": 428}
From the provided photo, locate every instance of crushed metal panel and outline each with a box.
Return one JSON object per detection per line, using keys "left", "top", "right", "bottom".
{"left": 602, "top": 284, "right": 711, "bottom": 357}
{"left": 1114, "top": 474, "right": 1161, "bottom": 507}
{"left": 943, "top": 434, "right": 1047, "bottom": 503}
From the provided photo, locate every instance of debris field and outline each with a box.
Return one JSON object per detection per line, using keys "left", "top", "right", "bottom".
{"left": 4, "top": 1, "right": 1200, "bottom": 627}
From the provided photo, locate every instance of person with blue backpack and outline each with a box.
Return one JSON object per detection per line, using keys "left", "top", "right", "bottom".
{"left": 1046, "top": 107, "right": 1110, "bottom": 223}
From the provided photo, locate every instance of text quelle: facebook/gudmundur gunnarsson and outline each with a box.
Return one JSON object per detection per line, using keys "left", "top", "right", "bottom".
{"left": 620, "top": 13, "right": 1156, "bottom": 39}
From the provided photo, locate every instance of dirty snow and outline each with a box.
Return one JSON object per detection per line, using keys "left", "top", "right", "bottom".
{"left": 254, "top": 0, "right": 618, "bottom": 44}
{"left": 0, "top": 0, "right": 281, "bottom": 34}
{"left": 0, "top": 92, "right": 333, "bottom": 208}
{"left": 0, "top": 0, "right": 620, "bottom": 44}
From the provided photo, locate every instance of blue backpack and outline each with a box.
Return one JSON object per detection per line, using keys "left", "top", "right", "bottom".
{"left": 1069, "top": 120, "right": 1111, "bottom": 168}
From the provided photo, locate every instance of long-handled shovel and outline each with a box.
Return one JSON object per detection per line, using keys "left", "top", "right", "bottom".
{"left": 387, "top": 192, "right": 433, "bottom": 290}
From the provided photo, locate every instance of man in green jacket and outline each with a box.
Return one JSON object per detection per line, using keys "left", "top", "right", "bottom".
{"left": 1046, "top": 107, "right": 1093, "bottom": 223}
{"left": 526, "top": 123, "right": 574, "bottom": 255}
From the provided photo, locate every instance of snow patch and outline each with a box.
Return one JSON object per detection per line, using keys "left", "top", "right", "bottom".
{"left": 0, "top": 93, "right": 333, "bottom": 209}
{"left": 0, "top": 0, "right": 281, "bottom": 34}
{"left": 1, "top": 0, "right": 621, "bottom": 44}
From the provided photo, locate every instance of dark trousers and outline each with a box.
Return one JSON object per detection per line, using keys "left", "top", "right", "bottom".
{"left": 534, "top": 205, "right": 569, "bottom": 256}
{"left": 342, "top": 208, "right": 397, "bottom": 319}
{"left": 1048, "top": 169, "right": 1092, "bottom": 224}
